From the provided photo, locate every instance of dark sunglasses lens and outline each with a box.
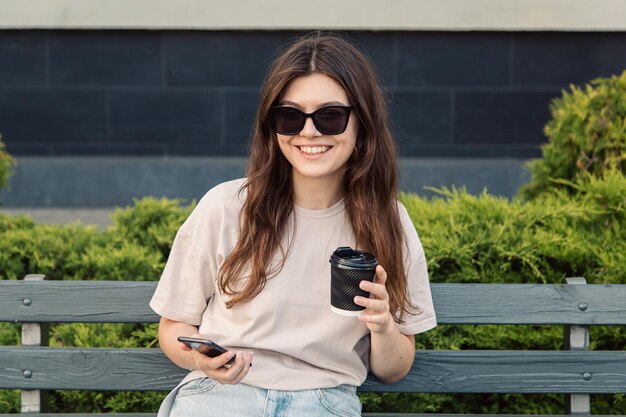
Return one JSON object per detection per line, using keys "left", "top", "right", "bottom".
{"left": 270, "top": 106, "right": 351, "bottom": 135}
{"left": 271, "top": 107, "right": 305, "bottom": 134}
{"left": 314, "top": 107, "right": 350, "bottom": 134}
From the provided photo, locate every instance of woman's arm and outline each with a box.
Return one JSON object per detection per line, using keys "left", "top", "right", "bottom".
{"left": 158, "top": 317, "right": 253, "bottom": 384}
{"left": 354, "top": 265, "right": 416, "bottom": 384}
{"left": 158, "top": 317, "right": 199, "bottom": 370}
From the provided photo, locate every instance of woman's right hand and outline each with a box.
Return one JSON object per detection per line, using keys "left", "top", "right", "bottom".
{"left": 179, "top": 334, "right": 253, "bottom": 385}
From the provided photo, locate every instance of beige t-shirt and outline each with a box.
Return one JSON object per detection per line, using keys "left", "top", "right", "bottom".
{"left": 150, "top": 178, "right": 437, "bottom": 390}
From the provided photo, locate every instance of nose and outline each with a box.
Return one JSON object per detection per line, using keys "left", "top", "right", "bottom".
{"left": 299, "top": 116, "right": 321, "bottom": 138}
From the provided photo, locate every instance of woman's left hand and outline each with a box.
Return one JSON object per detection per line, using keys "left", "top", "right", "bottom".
{"left": 354, "top": 265, "right": 395, "bottom": 335}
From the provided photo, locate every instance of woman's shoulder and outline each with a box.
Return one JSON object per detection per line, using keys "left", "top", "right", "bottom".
{"left": 180, "top": 178, "right": 247, "bottom": 233}
{"left": 198, "top": 178, "right": 247, "bottom": 208}
{"left": 394, "top": 198, "right": 424, "bottom": 254}
{"left": 395, "top": 199, "right": 411, "bottom": 221}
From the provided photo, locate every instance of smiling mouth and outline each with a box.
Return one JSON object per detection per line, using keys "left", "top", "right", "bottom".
{"left": 298, "top": 146, "right": 331, "bottom": 155}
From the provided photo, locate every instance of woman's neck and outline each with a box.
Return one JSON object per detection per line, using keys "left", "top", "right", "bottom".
{"left": 292, "top": 173, "right": 343, "bottom": 210}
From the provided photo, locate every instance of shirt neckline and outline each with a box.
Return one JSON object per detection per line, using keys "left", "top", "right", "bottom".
{"left": 294, "top": 199, "right": 345, "bottom": 219}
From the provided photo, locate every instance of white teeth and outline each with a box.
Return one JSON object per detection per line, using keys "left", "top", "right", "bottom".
{"left": 300, "top": 146, "right": 330, "bottom": 155}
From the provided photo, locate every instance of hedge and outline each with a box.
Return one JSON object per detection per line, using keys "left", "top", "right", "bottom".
{"left": 1, "top": 171, "right": 625, "bottom": 414}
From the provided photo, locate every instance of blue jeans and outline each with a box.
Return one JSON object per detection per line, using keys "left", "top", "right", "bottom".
{"left": 168, "top": 377, "right": 362, "bottom": 417}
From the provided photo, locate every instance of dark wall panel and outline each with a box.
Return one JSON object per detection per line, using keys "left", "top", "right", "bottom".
{"left": 397, "top": 33, "right": 511, "bottom": 87}
{"left": 348, "top": 32, "right": 395, "bottom": 86}
{"left": 52, "top": 143, "right": 166, "bottom": 156}
{"left": 108, "top": 91, "right": 221, "bottom": 147}
{"left": 224, "top": 90, "right": 260, "bottom": 155}
{"left": 513, "top": 33, "right": 626, "bottom": 87}
{"left": 49, "top": 32, "right": 162, "bottom": 86}
{"left": 0, "top": 32, "right": 46, "bottom": 86}
{"left": 0, "top": 30, "right": 624, "bottom": 158}
{"left": 165, "top": 32, "right": 286, "bottom": 87}
{"left": 455, "top": 90, "right": 556, "bottom": 144}
{"left": 0, "top": 90, "right": 106, "bottom": 142}
{"left": 388, "top": 90, "right": 451, "bottom": 155}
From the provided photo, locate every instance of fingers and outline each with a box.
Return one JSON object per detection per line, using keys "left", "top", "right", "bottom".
{"left": 374, "top": 265, "right": 387, "bottom": 285}
{"left": 194, "top": 350, "right": 253, "bottom": 385}
{"left": 215, "top": 351, "right": 254, "bottom": 384}
{"left": 358, "top": 312, "right": 389, "bottom": 325}
{"left": 188, "top": 348, "right": 231, "bottom": 370}
{"left": 355, "top": 265, "right": 395, "bottom": 334}
{"left": 359, "top": 280, "right": 388, "bottom": 301}
{"left": 216, "top": 350, "right": 239, "bottom": 369}
{"left": 178, "top": 333, "right": 253, "bottom": 385}
{"left": 354, "top": 296, "right": 387, "bottom": 312}
{"left": 358, "top": 266, "right": 389, "bottom": 303}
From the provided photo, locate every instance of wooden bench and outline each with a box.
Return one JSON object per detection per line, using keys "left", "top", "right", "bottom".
{"left": 1, "top": 274, "right": 625, "bottom": 417}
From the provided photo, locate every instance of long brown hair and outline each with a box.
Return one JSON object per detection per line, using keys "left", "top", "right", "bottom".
{"left": 219, "top": 32, "right": 414, "bottom": 323}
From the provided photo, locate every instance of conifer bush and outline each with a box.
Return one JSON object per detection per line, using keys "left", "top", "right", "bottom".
{"left": 521, "top": 70, "right": 626, "bottom": 199}
{"left": 1, "top": 172, "right": 625, "bottom": 414}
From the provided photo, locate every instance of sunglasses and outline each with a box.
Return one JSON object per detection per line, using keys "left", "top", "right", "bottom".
{"left": 269, "top": 105, "right": 354, "bottom": 135}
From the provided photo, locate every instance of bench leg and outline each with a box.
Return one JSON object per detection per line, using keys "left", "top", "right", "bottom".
{"left": 21, "top": 274, "right": 49, "bottom": 413}
{"left": 21, "top": 390, "right": 48, "bottom": 413}
{"left": 564, "top": 277, "right": 590, "bottom": 415}
{"left": 566, "top": 393, "right": 591, "bottom": 416}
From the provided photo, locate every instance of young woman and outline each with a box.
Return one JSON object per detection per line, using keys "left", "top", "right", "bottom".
{"left": 150, "top": 32, "right": 437, "bottom": 417}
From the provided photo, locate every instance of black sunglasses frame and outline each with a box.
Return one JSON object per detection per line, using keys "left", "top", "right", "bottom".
{"left": 269, "top": 105, "right": 354, "bottom": 135}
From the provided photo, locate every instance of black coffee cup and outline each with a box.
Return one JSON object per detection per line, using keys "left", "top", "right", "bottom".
{"left": 329, "top": 246, "right": 378, "bottom": 316}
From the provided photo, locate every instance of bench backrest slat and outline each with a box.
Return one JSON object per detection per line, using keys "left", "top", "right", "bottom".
{"left": 433, "top": 283, "right": 626, "bottom": 325}
{"left": 0, "top": 347, "right": 183, "bottom": 391}
{"left": 2, "top": 346, "right": 625, "bottom": 394}
{"left": 0, "top": 281, "right": 158, "bottom": 323}
{"left": 1, "top": 281, "right": 625, "bottom": 325}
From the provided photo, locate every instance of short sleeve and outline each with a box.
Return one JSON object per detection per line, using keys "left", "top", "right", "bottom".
{"left": 396, "top": 202, "right": 437, "bottom": 335}
{"left": 149, "top": 230, "right": 215, "bottom": 326}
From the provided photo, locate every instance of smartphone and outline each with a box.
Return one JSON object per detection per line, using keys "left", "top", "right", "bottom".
{"left": 177, "top": 336, "right": 236, "bottom": 366}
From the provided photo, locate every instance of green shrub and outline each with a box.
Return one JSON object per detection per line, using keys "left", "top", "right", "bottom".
{"left": 110, "top": 197, "right": 194, "bottom": 260}
{"left": 0, "top": 198, "right": 193, "bottom": 414}
{"left": 359, "top": 169, "right": 625, "bottom": 415}
{"left": 1, "top": 173, "right": 625, "bottom": 414}
{"left": 0, "top": 198, "right": 194, "bottom": 282}
{"left": 0, "top": 133, "right": 15, "bottom": 193}
{"left": 521, "top": 70, "right": 626, "bottom": 199}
